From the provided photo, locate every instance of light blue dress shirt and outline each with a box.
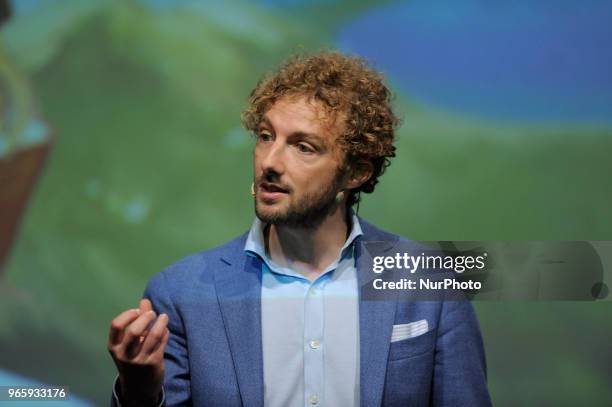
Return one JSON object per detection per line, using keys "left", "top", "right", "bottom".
{"left": 244, "top": 214, "right": 363, "bottom": 407}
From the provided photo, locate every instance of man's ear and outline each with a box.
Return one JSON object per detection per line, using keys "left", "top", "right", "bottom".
{"left": 345, "top": 160, "right": 374, "bottom": 190}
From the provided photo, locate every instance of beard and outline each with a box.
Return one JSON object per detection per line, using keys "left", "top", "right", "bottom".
{"left": 254, "top": 169, "right": 346, "bottom": 229}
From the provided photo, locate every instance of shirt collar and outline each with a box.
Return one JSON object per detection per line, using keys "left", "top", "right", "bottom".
{"left": 244, "top": 211, "right": 363, "bottom": 270}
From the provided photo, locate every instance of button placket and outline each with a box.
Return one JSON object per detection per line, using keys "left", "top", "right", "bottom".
{"left": 303, "top": 281, "right": 325, "bottom": 407}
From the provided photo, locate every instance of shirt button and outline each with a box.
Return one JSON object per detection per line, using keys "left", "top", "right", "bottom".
{"left": 308, "top": 394, "right": 319, "bottom": 405}
{"left": 309, "top": 339, "right": 321, "bottom": 349}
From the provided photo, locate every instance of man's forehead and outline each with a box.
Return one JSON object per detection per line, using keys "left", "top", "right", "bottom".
{"left": 261, "top": 95, "right": 345, "bottom": 139}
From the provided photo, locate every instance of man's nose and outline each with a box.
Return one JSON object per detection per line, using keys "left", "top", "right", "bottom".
{"left": 259, "top": 140, "right": 286, "bottom": 175}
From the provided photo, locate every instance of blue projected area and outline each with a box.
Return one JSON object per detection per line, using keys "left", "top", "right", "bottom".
{"left": 338, "top": 0, "right": 612, "bottom": 124}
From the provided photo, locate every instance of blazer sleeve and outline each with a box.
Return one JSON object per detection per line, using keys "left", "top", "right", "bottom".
{"left": 110, "top": 375, "right": 165, "bottom": 407}
{"left": 143, "top": 270, "right": 192, "bottom": 407}
{"left": 431, "top": 300, "right": 492, "bottom": 406}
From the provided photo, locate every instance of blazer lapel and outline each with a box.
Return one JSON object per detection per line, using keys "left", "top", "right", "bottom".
{"left": 215, "top": 254, "right": 264, "bottom": 407}
{"left": 357, "top": 222, "right": 400, "bottom": 407}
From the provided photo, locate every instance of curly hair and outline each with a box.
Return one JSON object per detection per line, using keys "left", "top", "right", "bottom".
{"left": 241, "top": 50, "right": 398, "bottom": 207}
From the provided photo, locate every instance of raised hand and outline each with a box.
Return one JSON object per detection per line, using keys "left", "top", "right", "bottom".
{"left": 108, "top": 299, "right": 169, "bottom": 406}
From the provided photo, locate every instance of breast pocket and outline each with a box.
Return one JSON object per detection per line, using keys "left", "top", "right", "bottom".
{"left": 388, "top": 328, "right": 436, "bottom": 361}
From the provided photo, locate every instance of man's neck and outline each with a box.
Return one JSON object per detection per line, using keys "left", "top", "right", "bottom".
{"left": 265, "top": 206, "right": 350, "bottom": 281}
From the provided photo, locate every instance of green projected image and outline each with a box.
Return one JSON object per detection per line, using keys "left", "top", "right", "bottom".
{"left": 1, "top": 1, "right": 611, "bottom": 405}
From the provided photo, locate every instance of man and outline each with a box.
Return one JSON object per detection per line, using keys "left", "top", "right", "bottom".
{"left": 108, "top": 51, "right": 492, "bottom": 406}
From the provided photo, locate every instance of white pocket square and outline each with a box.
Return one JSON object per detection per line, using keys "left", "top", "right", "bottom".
{"left": 390, "top": 319, "right": 429, "bottom": 343}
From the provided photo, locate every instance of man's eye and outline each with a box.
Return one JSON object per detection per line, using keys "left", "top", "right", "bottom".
{"left": 297, "top": 143, "right": 314, "bottom": 153}
{"left": 258, "top": 133, "right": 272, "bottom": 141}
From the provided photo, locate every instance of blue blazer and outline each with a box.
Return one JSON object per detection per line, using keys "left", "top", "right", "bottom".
{"left": 114, "top": 219, "right": 491, "bottom": 406}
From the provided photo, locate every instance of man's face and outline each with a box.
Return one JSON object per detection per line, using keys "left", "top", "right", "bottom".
{"left": 253, "top": 96, "right": 348, "bottom": 228}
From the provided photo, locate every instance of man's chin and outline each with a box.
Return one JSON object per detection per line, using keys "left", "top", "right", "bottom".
{"left": 254, "top": 203, "right": 289, "bottom": 225}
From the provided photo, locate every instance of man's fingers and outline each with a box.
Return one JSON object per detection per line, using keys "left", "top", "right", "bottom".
{"left": 109, "top": 309, "right": 140, "bottom": 346}
{"left": 158, "top": 327, "right": 170, "bottom": 354}
{"left": 150, "top": 328, "right": 170, "bottom": 363}
{"left": 122, "top": 310, "right": 157, "bottom": 357}
{"left": 141, "top": 313, "right": 169, "bottom": 355}
{"left": 140, "top": 298, "right": 153, "bottom": 313}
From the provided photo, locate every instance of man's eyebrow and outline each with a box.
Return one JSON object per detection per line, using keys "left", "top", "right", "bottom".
{"left": 259, "top": 116, "right": 273, "bottom": 129}
{"left": 290, "top": 131, "right": 325, "bottom": 145}
{"left": 259, "top": 116, "right": 325, "bottom": 143}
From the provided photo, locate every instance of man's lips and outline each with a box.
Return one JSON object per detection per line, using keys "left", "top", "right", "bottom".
{"left": 258, "top": 182, "right": 289, "bottom": 201}
{"left": 260, "top": 182, "right": 289, "bottom": 193}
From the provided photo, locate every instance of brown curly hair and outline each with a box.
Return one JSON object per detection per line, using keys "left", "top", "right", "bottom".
{"left": 241, "top": 50, "right": 398, "bottom": 207}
